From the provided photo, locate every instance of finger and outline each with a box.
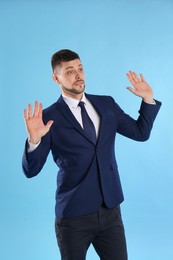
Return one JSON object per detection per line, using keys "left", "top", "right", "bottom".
{"left": 33, "top": 101, "right": 39, "bottom": 117}
{"left": 127, "top": 86, "right": 137, "bottom": 95}
{"left": 140, "top": 73, "right": 146, "bottom": 82}
{"left": 24, "top": 108, "right": 28, "bottom": 120}
{"left": 130, "top": 71, "right": 140, "bottom": 83}
{"left": 28, "top": 104, "right": 32, "bottom": 118}
{"left": 126, "top": 72, "right": 136, "bottom": 85}
{"left": 45, "top": 120, "right": 54, "bottom": 131}
{"left": 133, "top": 72, "right": 140, "bottom": 82}
{"left": 38, "top": 103, "right": 43, "bottom": 118}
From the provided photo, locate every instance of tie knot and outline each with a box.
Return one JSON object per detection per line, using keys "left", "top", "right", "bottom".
{"left": 78, "top": 101, "right": 85, "bottom": 109}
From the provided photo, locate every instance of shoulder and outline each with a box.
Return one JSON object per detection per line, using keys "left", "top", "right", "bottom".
{"left": 85, "top": 93, "right": 119, "bottom": 107}
{"left": 42, "top": 99, "right": 60, "bottom": 122}
{"left": 43, "top": 102, "right": 57, "bottom": 114}
{"left": 85, "top": 93, "right": 115, "bottom": 102}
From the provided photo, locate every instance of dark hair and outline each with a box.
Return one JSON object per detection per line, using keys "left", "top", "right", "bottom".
{"left": 51, "top": 49, "right": 80, "bottom": 72}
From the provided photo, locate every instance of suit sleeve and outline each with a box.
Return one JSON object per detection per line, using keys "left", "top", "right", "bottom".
{"left": 112, "top": 98, "right": 162, "bottom": 141}
{"left": 22, "top": 132, "right": 51, "bottom": 178}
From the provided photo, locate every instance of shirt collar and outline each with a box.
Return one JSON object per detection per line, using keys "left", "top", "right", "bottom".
{"left": 62, "top": 93, "right": 87, "bottom": 109}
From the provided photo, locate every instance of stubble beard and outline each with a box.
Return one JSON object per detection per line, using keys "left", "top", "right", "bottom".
{"left": 62, "top": 84, "right": 85, "bottom": 95}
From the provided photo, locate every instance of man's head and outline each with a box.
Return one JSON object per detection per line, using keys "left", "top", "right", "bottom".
{"left": 52, "top": 49, "right": 85, "bottom": 100}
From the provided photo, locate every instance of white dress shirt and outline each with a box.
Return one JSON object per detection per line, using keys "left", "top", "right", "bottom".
{"left": 28, "top": 93, "right": 100, "bottom": 152}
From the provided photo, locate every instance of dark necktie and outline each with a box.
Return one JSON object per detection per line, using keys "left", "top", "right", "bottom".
{"left": 78, "top": 101, "right": 96, "bottom": 144}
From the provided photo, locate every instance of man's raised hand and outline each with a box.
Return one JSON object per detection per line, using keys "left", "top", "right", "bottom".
{"left": 126, "top": 71, "right": 154, "bottom": 104}
{"left": 24, "top": 101, "right": 54, "bottom": 144}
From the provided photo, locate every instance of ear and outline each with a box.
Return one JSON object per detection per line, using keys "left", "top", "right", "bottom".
{"left": 52, "top": 73, "right": 60, "bottom": 84}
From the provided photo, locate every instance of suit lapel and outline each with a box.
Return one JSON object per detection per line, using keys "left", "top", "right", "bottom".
{"left": 55, "top": 95, "right": 96, "bottom": 144}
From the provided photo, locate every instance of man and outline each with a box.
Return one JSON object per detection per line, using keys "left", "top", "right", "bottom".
{"left": 22, "top": 49, "right": 161, "bottom": 260}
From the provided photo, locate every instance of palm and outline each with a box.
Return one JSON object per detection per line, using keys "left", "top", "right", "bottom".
{"left": 24, "top": 101, "right": 54, "bottom": 144}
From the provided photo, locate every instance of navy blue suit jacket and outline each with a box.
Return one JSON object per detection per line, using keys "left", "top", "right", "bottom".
{"left": 22, "top": 94, "right": 161, "bottom": 218}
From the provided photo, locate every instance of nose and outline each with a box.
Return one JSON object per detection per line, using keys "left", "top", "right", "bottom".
{"left": 75, "top": 71, "right": 81, "bottom": 80}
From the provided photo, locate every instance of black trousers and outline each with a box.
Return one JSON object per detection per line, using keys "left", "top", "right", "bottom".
{"left": 55, "top": 205, "right": 128, "bottom": 260}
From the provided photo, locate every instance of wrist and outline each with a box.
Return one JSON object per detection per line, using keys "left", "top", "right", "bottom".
{"left": 142, "top": 97, "right": 155, "bottom": 104}
{"left": 28, "top": 136, "right": 41, "bottom": 145}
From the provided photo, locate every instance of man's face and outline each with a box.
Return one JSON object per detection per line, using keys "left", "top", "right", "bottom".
{"left": 54, "top": 59, "right": 85, "bottom": 99}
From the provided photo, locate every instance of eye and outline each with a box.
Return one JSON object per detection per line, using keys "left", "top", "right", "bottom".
{"left": 79, "top": 67, "right": 83, "bottom": 72}
{"left": 67, "top": 70, "right": 73, "bottom": 75}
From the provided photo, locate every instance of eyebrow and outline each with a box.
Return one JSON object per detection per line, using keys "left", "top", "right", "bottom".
{"left": 65, "top": 64, "right": 83, "bottom": 70}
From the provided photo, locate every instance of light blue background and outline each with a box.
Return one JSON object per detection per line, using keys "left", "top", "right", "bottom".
{"left": 0, "top": 0, "right": 172, "bottom": 259}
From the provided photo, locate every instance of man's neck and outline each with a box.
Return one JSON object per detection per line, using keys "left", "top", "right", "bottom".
{"left": 62, "top": 91, "right": 84, "bottom": 101}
